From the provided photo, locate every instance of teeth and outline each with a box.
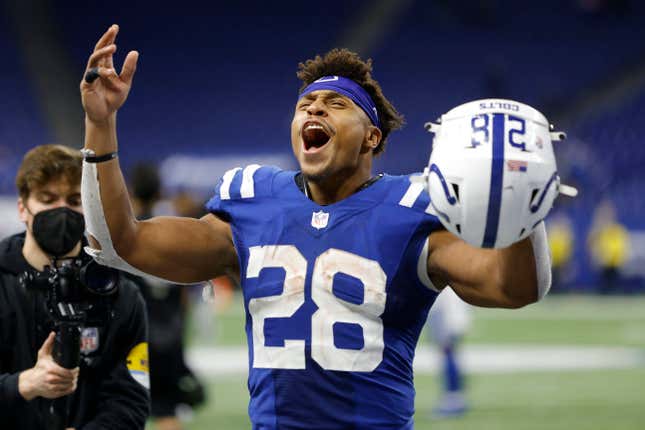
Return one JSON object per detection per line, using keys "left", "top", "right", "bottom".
{"left": 304, "top": 123, "right": 324, "bottom": 131}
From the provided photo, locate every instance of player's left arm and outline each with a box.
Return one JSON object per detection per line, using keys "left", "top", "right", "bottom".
{"left": 426, "top": 225, "right": 549, "bottom": 308}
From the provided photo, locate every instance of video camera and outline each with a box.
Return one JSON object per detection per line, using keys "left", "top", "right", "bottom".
{"left": 19, "top": 254, "right": 120, "bottom": 366}
{"left": 19, "top": 254, "right": 120, "bottom": 429}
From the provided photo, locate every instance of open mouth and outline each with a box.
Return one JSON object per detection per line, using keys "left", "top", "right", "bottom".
{"left": 302, "top": 121, "right": 331, "bottom": 151}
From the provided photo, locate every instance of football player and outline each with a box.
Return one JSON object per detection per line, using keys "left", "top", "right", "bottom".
{"left": 80, "top": 25, "right": 553, "bottom": 429}
{"left": 427, "top": 287, "right": 471, "bottom": 418}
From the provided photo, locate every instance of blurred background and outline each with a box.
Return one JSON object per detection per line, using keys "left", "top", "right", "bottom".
{"left": 0, "top": 0, "right": 643, "bottom": 429}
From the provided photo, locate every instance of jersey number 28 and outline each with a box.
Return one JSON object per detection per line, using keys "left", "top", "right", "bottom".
{"left": 247, "top": 245, "right": 386, "bottom": 372}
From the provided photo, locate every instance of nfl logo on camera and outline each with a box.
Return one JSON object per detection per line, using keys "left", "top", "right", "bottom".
{"left": 311, "top": 210, "right": 329, "bottom": 229}
{"left": 80, "top": 327, "right": 99, "bottom": 354}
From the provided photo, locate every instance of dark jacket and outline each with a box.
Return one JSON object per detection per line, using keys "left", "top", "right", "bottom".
{"left": 0, "top": 233, "right": 150, "bottom": 429}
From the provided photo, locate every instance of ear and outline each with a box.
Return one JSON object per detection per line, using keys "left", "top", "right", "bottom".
{"left": 17, "top": 198, "right": 29, "bottom": 223}
{"left": 362, "top": 126, "right": 382, "bottom": 154}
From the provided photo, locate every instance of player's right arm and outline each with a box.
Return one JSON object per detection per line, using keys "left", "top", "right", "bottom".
{"left": 80, "top": 25, "right": 238, "bottom": 283}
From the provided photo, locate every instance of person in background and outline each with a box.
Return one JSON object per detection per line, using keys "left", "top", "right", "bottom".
{"left": 129, "top": 163, "right": 206, "bottom": 430}
{"left": 547, "top": 212, "right": 575, "bottom": 293}
{"left": 427, "top": 287, "right": 471, "bottom": 418}
{"left": 588, "top": 200, "right": 630, "bottom": 294}
{"left": 0, "top": 144, "right": 149, "bottom": 429}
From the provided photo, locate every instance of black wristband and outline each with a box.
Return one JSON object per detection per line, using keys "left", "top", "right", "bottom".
{"left": 84, "top": 151, "right": 118, "bottom": 163}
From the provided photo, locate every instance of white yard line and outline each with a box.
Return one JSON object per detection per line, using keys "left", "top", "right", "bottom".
{"left": 186, "top": 345, "right": 645, "bottom": 377}
{"left": 473, "top": 312, "right": 645, "bottom": 321}
{"left": 472, "top": 297, "right": 645, "bottom": 321}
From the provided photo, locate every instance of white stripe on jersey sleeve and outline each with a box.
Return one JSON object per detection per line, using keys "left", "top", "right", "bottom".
{"left": 240, "top": 164, "right": 262, "bottom": 198}
{"left": 417, "top": 237, "right": 440, "bottom": 292}
{"left": 219, "top": 167, "right": 242, "bottom": 200}
{"left": 425, "top": 202, "right": 438, "bottom": 216}
{"left": 399, "top": 182, "right": 425, "bottom": 208}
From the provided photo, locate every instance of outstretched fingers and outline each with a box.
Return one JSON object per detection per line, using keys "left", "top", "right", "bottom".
{"left": 86, "top": 44, "right": 117, "bottom": 69}
{"left": 81, "top": 24, "right": 137, "bottom": 119}
{"left": 119, "top": 50, "right": 139, "bottom": 86}
{"left": 94, "top": 24, "right": 119, "bottom": 52}
{"left": 88, "top": 24, "right": 119, "bottom": 69}
{"left": 83, "top": 28, "right": 137, "bottom": 90}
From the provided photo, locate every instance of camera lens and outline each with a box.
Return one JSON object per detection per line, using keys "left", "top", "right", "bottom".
{"left": 79, "top": 260, "right": 119, "bottom": 296}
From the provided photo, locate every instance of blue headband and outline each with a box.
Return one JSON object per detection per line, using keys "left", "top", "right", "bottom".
{"left": 299, "top": 76, "right": 381, "bottom": 128}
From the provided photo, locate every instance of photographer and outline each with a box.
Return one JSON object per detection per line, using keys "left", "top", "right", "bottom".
{"left": 0, "top": 145, "right": 150, "bottom": 429}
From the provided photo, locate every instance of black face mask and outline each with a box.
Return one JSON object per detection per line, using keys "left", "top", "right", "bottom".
{"left": 32, "top": 207, "right": 85, "bottom": 257}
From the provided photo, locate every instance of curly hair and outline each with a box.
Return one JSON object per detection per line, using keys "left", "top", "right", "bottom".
{"left": 297, "top": 48, "right": 404, "bottom": 155}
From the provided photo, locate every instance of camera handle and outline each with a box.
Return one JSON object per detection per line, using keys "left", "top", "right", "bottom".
{"left": 49, "top": 322, "right": 82, "bottom": 430}
{"left": 53, "top": 322, "right": 81, "bottom": 368}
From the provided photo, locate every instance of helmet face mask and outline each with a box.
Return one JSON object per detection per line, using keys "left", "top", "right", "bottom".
{"left": 425, "top": 99, "right": 564, "bottom": 249}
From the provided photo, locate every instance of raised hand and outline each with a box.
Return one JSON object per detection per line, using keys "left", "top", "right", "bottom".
{"left": 18, "top": 332, "right": 80, "bottom": 401}
{"left": 80, "top": 24, "right": 139, "bottom": 124}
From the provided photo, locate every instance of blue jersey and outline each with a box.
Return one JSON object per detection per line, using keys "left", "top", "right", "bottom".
{"left": 206, "top": 165, "right": 443, "bottom": 430}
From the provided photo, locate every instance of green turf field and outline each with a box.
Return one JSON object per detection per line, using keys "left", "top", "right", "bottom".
{"left": 185, "top": 369, "right": 645, "bottom": 430}
{"left": 149, "top": 294, "right": 645, "bottom": 429}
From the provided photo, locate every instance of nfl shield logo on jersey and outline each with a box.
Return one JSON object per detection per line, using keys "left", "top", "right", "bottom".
{"left": 80, "top": 327, "right": 99, "bottom": 354}
{"left": 311, "top": 210, "right": 329, "bottom": 229}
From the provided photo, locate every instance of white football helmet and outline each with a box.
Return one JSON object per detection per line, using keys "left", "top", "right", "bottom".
{"left": 424, "top": 99, "right": 575, "bottom": 249}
